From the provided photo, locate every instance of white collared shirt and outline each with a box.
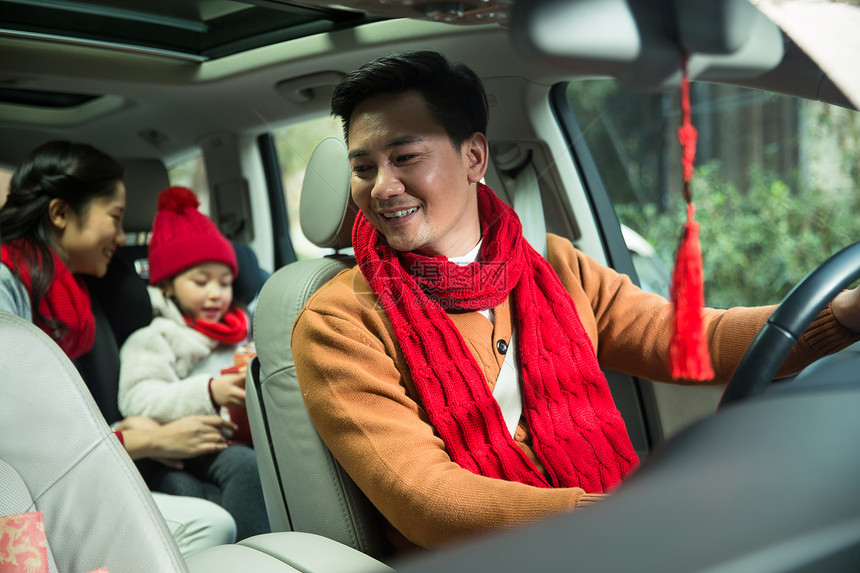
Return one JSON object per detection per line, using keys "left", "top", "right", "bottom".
{"left": 448, "top": 239, "right": 494, "bottom": 324}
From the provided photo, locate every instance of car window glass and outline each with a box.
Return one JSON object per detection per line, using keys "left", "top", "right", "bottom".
{"left": 566, "top": 79, "right": 860, "bottom": 307}
{"left": 168, "top": 155, "right": 211, "bottom": 215}
{"left": 271, "top": 115, "right": 344, "bottom": 260}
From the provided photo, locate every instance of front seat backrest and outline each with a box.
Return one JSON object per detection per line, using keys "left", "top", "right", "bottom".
{"left": 0, "top": 311, "right": 188, "bottom": 573}
{"left": 1, "top": 311, "right": 395, "bottom": 573}
{"left": 247, "top": 138, "right": 384, "bottom": 556}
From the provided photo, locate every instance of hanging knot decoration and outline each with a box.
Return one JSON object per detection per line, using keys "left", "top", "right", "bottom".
{"left": 669, "top": 55, "right": 714, "bottom": 381}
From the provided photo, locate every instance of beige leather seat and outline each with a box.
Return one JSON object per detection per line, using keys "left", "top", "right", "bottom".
{"left": 1, "top": 310, "right": 186, "bottom": 573}
{"left": 246, "top": 137, "right": 386, "bottom": 557}
{"left": 0, "top": 309, "right": 390, "bottom": 573}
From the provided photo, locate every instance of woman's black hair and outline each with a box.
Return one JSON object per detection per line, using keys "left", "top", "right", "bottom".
{"left": 0, "top": 140, "right": 123, "bottom": 340}
{"left": 330, "top": 50, "right": 489, "bottom": 150}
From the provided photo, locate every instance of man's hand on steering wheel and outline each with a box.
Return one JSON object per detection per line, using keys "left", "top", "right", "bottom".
{"left": 831, "top": 285, "right": 860, "bottom": 333}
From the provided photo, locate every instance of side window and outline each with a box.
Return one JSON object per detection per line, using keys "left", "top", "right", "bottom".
{"left": 168, "top": 155, "right": 211, "bottom": 215}
{"left": 566, "top": 80, "right": 860, "bottom": 307}
{"left": 271, "top": 115, "right": 344, "bottom": 260}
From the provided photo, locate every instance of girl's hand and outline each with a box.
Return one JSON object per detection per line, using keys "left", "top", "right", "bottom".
{"left": 210, "top": 371, "right": 247, "bottom": 409}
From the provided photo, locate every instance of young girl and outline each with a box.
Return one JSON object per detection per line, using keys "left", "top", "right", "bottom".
{"left": 0, "top": 140, "right": 239, "bottom": 556}
{"left": 118, "top": 185, "right": 269, "bottom": 540}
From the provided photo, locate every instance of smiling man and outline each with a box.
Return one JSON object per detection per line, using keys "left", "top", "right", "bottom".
{"left": 346, "top": 88, "right": 483, "bottom": 258}
{"left": 291, "top": 50, "right": 860, "bottom": 554}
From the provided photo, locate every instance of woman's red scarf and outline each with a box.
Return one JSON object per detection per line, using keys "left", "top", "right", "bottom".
{"left": 1, "top": 239, "right": 95, "bottom": 359}
{"left": 183, "top": 306, "right": 248, "bottom": 345}
{"left": 353, "top": 183, "right": 638, "bottom": 492}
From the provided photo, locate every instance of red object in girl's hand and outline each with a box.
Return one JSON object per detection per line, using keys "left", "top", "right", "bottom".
{"left": 220, "top": 363, "right": 253, "bottom": 447}
{"left": 226, "top": 406, "right": 253, "bottom": 447}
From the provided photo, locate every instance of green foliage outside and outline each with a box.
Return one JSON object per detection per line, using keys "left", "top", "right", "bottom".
{"left": 616, "top": 162, "right": 860, "bottom": 308}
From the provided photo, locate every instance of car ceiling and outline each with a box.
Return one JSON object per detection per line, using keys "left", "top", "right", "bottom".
{"left": 0, "top": 0, "right": 854, "bottom": 166}
{"left": 0, "top": 0, "right": 552, "bottom": 164}
{"left": 0, "top": 0, "right": 374, "bottom": 60}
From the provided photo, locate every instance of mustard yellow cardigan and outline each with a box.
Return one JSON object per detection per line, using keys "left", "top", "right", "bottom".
{"left": 292, "top": 233, "right": 856, "bottom": 551}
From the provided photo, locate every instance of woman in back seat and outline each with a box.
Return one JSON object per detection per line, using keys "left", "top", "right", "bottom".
{"left": 0, "top": 140, "right": 238, "bottom": 556}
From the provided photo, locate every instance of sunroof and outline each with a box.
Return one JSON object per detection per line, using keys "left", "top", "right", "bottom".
{"left": 0, "top": 0, "right": 373, "bottom": 60}
{"left": 0, "top": 86, "right": 100, "bottom": 107}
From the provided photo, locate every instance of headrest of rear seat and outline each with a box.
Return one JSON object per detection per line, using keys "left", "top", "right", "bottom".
{"left": 120, "top": 158, "right": 170, "bottom": 234}
{"left": 299, "top": 137, "right": 358, "bottom": 251}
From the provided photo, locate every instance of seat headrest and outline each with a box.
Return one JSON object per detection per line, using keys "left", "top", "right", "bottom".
{"left": 120, "top": 158, "right": 170, "bottom": 233}
{"left": 299, "top": 137, "right": 358, "bottom": 250}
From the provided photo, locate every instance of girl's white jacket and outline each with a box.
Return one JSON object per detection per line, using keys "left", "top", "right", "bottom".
{"left": 118, "top": 286, "right": 242, "bottom": 423}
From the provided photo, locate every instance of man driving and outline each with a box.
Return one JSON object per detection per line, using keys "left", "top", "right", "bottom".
{"left": 292, "top": 50, "right": 860, "bottom": 553}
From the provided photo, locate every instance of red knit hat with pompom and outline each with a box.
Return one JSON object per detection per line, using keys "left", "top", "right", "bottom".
{"left": 148, "top": 186, "right": 238, "bottom": 285}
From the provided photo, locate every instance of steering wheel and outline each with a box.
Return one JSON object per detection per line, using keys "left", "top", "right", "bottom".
{"left": 719, "top": 240, "right": 860, "bottom": 408}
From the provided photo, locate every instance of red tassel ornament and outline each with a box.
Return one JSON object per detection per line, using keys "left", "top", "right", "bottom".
{"left": 669, "top": 56, "right": 714, "bottom": 381}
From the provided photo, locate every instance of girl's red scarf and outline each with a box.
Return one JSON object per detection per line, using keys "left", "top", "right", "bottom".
{"left": 1, "top": 239, "right": 95, "bottom": 359}
{"left": 183, "top": 306, "right": 248, "bottom": 345}
{"left": 353, "top": 183, "right": 638, "bottom": 492}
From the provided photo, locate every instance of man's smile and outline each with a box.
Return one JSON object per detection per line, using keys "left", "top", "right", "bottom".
{"left": 381, "top": 207, "right": 419, "bottom": 219}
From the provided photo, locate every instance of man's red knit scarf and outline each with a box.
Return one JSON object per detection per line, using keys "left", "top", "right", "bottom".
{"left": 1, "top": 239, "right": 95, "bottom": 358}
{"left": 183, "top": 306, "right": 248, "bottom": 345}
{"left": 353, "top": 183, "right": 638, "bottom": 492}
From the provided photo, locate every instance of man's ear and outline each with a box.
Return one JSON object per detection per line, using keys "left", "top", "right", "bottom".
{"left": 464, "top": 132, "right": 489, "bottom": 184}
{"left": 47, "top": 198, "right": 71, "bottom": 230}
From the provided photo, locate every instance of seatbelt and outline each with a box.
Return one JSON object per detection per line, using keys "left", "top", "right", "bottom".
{"left": 507, "top": 156, "right": 548, "bottom": 258}
{"left": 493, "top": 326, "right": 523, "bottom": 437}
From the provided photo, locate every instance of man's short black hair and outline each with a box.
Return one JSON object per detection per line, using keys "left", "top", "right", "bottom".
{"left": 331, "top": 50, "right": 488, "bottom": 150}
